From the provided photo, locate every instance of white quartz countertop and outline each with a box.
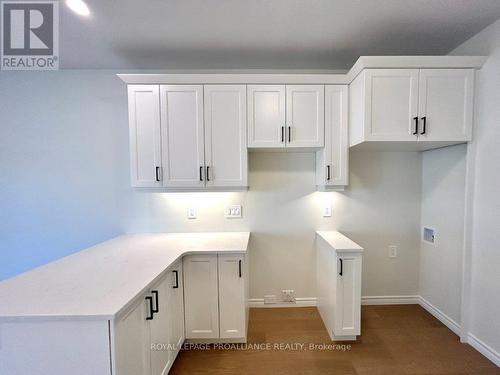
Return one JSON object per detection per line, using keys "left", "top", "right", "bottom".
{"left": 0, "top": 232, "right": 250, "bottom": 321}
{"left": 316, "top": 231, "right": 364, "bottom": 252}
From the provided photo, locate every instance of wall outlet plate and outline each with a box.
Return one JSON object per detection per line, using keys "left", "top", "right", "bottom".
{"left": 187, "top": 207, "right": 197, "bottom": 219}
{"left": 281, "top": 289, "right": 296, "bottom": 303}
{"left": 389, "top": 245, "right": 397, "bottom": 258}
{"left": 323, "top": 206, "right": 332, "bottom": 217}
{"left": 225, "top": 205, "right": 242, "bottom": 218}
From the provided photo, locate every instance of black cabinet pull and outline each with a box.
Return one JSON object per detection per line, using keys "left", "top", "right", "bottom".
{"left": 412, "top": 117, "right": 419, "bottom": 135}
{"left": 421, "top": 116, "right": 427, "bottom": 135}
{"left": 339, "top": 259, "right": 343, "bottom": 276}
{"left": 288, "top": 126, "right": 291, "bottom": 142}
{"left": 145, "top": 296, "right": 154, "bottom": 320}
{"left": 327, "top": 165, "right": 331, "bottom": 181}
{"left": 173, "top": 270, "right": 179, "bottom": 289}
{"left": 238, "top": 260, "right": 242, "bottom": 278}
{"left": 155, "top": 166, "right": 161, "bottom": 182}
{"left": 206, "top": 166, "right": 210, "bottom": 181}
{"left": 281, "top": 126, "right": 285, "bottom": 143}
{"left": 199, "top": 166, "right": 203, "bottom": 181}
{"left": 151, "top": 290, "right": 159, "bottom": 313}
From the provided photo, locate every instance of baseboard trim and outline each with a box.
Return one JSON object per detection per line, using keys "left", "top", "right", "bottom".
{"left": 418, "top": 296, "right": 461, "bottom": 336}
{"left": 466, "top": 333, "right": 500, "bottom": 367}
{"left": 248, "top": 297, "right": 317, "bottom": 308}
{"left": 361, "top": 295, "right": 420, "bottom": 305}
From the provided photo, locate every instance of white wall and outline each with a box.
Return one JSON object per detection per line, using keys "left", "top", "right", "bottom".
{"left": 419, "top": 144, "right": 466, "bottom": 325}
{"left": 449, "top": 18, "right": 500, "bottom": 359}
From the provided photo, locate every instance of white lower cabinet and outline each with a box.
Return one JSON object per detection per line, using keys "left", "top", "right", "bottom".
{"left": 316, "top": 233, "right": 363, "bottom": 341}
{"left": 114, "top": 261, "right": 185, "bottom": 375}
{"left": 183, "top": 254, "right": 248, "bottom": 342}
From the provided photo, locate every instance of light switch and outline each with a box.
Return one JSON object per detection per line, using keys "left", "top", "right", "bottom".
{"left": 225, "top": 205, "right": 242, "bottom": 218}
{"left": 323, "top": 206, "right": 332, "bottom": 217}
{"left": 187, "top": 207, "right": 197, "bottom": 219}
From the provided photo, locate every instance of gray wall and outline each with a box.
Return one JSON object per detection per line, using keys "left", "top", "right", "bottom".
{"left": 0, "top": 71, "right": 422, "bottom": 301}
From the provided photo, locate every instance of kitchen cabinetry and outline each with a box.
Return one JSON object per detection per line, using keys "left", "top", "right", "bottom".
{"left": 316, "top": 85, "right": 349, "bottom": 189}
{"left": 316, "top": 231, "right": 363, "bottom": 341}
{"left": 183, "top": 254, "right": 248, "bottom": 342}
{"left": 247, "top": 85, "right": 324, "bottom": 149}
{"left": 349, "top": 68, "right": 474, "bottom": 150}
{"left": 128, "top": 85, "right": 162, "bottom": 188}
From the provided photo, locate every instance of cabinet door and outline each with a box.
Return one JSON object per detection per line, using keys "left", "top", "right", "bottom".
{"left": 168, "top": 260, "right": 184, "bottom": 363}
{"left": 418, "top": 69, "right": 474, "bottom": 142}
{"left": 286, "top": 85, "right": 324, "bottom": 148}
{"left": 183, "top": 254, "right": 219, "bottom": 339}
{"left": 247, "top": 85, "right": 286, "bottom": 148}
{"left": 128, "top": 85, "right": 162, "bottom": 188}
{"left": 149, "top": 277, "right": 171, "bottom": 375}
{"left": 160, "top": 85, "right": 205, "bottom": 188}
{"left": 334, "top": 254, "right": 361, "bottom": 337}
{"left": 364, "top": 69, "right": 419, "bottom": 141}
{"left": 218, "top": 254, "right": 246, "bottom": 339}
{"left": 114, "top": 295, "right": 151, "bottom": 375}
{"left": 204, "top": 85, "right": 248, "bottom": 187}
{"left": 316, "top": 85, "right": 348, "bottom": 186}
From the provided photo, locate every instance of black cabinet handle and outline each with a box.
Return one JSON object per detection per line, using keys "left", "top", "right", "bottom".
{"left": 288, "top": 126, "right": 291, "bottom": 142}
{"left": 421, "top": 116, "right": 427, "bottom": 135}
{"left": 238, "top": 260, "right": 242, "bottom": 278}
{"left": 339, "top": 259, "right": 343, "bottom": 276}
{"left": 206, "top": 166, "right": 210, "bottom": 181}
{"left": 173, "top": 270, "right": 179, "bottom": 289}
{"left": 151, "top": 290, "right": 159, "bottom": 313}
{"left": 199, "top": 166, "right": 203, "bottom": 181}
{"left": 412, "top": 117, "right": 419, "bottom": 135}
{"left": 327, "top": 165, "right": 331, "bottom": 181}
{"left": 281, "top": 126, "right": 285, "bottom": 143}
{"left": 145, "top": 296, "right": 154, "bottom": 320}
{"left": 155, "top": 166, "right": 161, "bottom": 182}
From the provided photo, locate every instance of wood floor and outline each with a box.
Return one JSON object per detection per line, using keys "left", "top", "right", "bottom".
{"left": 170, "top": 305, "right": 499, "bottom": 375}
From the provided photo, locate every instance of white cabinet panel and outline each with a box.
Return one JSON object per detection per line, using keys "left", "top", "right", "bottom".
{"left": 218, "top": 254, "right": 246, "bottom": 339}
{"left": 167, "top": 260, "right": 184, "bottom": 362}
{"left": 114, "top": 296, "right": 151, "bottom": 375}
{"left": 128, "top": 85, "right": 162, "bottom": 188}
{"left": 365, "top": 69, "right": 419, "bottom": 141}
{"left": 183, "top": 254, "right": 219, "bottom": 339}
{"left": 286, "top": 85, "right": 325, "bottom": 148}
{"left": 316, "top": 85, "right": 348, "bottom": 187}
{"left": 160, "top": 85, "right": 205, "bottom": 188}
{"left": 149, "top": 277, "right": 171, "bottom": 375}
{"left": 247, "top": 85, "right": 286, "bottom": 148}
{"left": 204, "top": 85, "right": 248, "bottom": 187}
{"left": 335, "top": 254, "right": 362, "bottom": 337}
{"left": 418, "top": 69, "right": 473, "bottom": 142}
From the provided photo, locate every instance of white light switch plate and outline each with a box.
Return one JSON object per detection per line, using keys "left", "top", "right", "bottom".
{"left": 187, "top": 207, "right": 197, "bottom": 219}
{"left": 323, "top": 206, "right": 332, "bottom": 217}
{"left": 225, "top": 205, "right": 242, "bottom": 218}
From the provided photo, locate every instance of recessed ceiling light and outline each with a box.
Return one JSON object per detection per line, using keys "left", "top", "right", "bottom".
{"left": 66, "top": 0, "right": 90, "bottom": 16}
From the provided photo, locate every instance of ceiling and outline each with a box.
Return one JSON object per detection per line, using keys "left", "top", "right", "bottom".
{"left": 60, "top": 0, "right": 500, "bottom": 69}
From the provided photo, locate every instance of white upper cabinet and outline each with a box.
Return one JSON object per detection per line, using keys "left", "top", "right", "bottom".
{"left": 316, "top": 85, "right": 348, "bottom": 188}
{"left": 160, "top": 85, "right": 205, "bottom": 188}
{"left": 247, "top": 85, "right": 286, "bottom": 148}
{"left": 127, "top": 85, "right": 162, "bottom": 188}
{"left": 248, "top": 85, "right": 324, "bottom": 149}
{"left": 349, "top": 68, "right": 474, "bottom": 150}
{"left": 418, "top": 69, "right": 473, "bottom": 142}
{"left": 286, "top": 85, "right": 325, "bottom": 148}
{"left": 204, "top": 85, "right": 248, "bottom": 187}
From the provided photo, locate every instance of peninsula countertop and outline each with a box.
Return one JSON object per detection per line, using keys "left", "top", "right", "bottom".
{"left": 0, "top": 232, "right": 250, "bottom": 321}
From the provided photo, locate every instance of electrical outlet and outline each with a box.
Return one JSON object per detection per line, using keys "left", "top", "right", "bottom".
{"left": 281, "top": 289, "right": 296, "bottom": 303}
{"left": 264, "top": 295, "right": 277, "bottom": 304}
{"left": 323, "top": 206, "right": 332, "bottom": 217}
{"left": 389, "top": 245, "right": 397, "bottom": 258}
{"left": 225, "top": 205, "right": 242, "bottom": 218}
{"left": 187, "top": 207, "right": 197, "bottom": 219}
